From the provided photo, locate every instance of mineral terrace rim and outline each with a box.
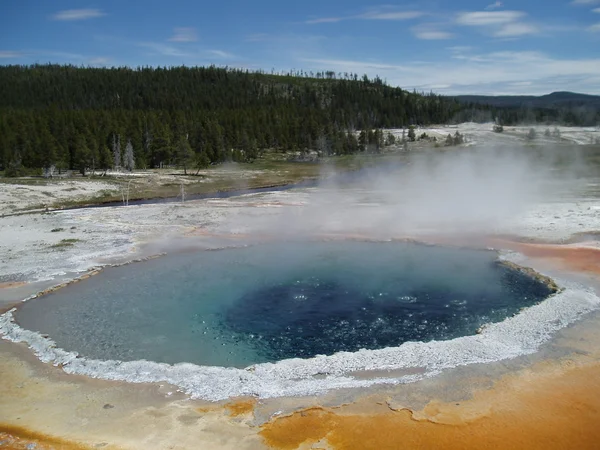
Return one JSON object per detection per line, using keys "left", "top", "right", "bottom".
{"left": 1, "top": 238, "right": 599, "bottom": 401}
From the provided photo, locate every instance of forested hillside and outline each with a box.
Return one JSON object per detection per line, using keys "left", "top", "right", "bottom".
{"left": 454, "top": 92, "right": 600, "bottom": 125}
{"left": 456, "top": 92, "right": 600, "bottom": 109}
{"left": 0, "top": 65, "right": 460, "bottom": 174}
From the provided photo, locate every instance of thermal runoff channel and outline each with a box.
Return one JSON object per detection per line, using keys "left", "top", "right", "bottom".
{"left": 15, "top": 241, "right": 554, "bottom": 368}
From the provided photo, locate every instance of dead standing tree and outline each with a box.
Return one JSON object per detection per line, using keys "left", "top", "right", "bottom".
{"left": 124, "top": 140, "right": 135, "bottom": 172}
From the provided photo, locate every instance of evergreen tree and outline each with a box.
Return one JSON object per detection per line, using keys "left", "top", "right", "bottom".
{"left": 99, "top": 145, "right": 112, "bottom": 174}
{"left": 385, "top": 132, "right": 396, "bottom": 146}
{"left": 0, "top": 64, "right": 593, "bottom": 174}
{"left": 453, "top": 131, "right": 464, "bottom": 145}
{"left": 175, "top": 136, "right": 194, "bottom": 174}
{"left": 358, "top": 130, "right": 367, "bottom": 151}
{"left": 194, "top": 152, "right": 210, "bottom": 175}
{"left": 76, "top": 135, "right": 91, "bottom": 176}
{"left": 152, "top": 124, "right": 172, "bottom": 168}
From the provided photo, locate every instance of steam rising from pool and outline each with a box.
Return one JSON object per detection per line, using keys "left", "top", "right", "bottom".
{"left": 2, "top": 145, "right": 600, "bottom": 401}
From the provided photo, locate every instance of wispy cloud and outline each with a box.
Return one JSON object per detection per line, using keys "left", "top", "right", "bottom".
{"left": 307, "top": 8, "right": 423, "bottom": 24}
{"left": 412, "top": 25, "right": 453, "bottom": 40}
{"left": 359, "top": 11, "right": 424, "bottom": 20}
{"left": 456, "top": 11, "right": 524, "bottom": 26}
{"left": 38, "top": 50, "right": 86, "bottom": 60}
{"left": 589, "top": 23, "right": 600, "bottom": 32}
{"left": 168, "top": 27, "right": 198, "bottom": 42}
{"left": 485, "top": 1, "right": 504, "bottom": 10}
{"left": 138, "top": 42, "right": 190, "bottom": 58}
{"left": 456, "top": 10, "right": 538, "bottom": 38}
{"left": 448, "top": 46, "right": 474, "bottom": 52}
{"left": 137, "top": 41, "right": 237, "bottom": 62}
{"left": 88, "top": 57, "right": 110, "bottom": 66}
{"left": 18, "top": 50, "right": 112, "bottom": 65}
{"left": 51, "top": 9, "right": 105, "bottom": 21}
{"left": 570, "top": 0, "right": 600, "bottom": 4}
{"left": 594, "top": 7, "right": 600, "bottom": 12}
{"left": 302, "top": 58, "right": 401, "bottom": 71}
{"left": 494, "top": 22, "right": 539, "bottom": 37}
{"left": 208, "top": 49, "right": 235, "bottom": 59}
{"left": 306, "top": 17, "right": 343, "bottom": 24}
{"left": 0, "top": 51, "right": 23, "bottom": 58}
{"left": 508, "top": 81, "right": 533, "bottom": 87}
{"left": 300, "top": 50, "right": 600, "bottom": 95}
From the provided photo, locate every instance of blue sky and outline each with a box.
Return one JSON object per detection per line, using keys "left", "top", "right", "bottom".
{"left": 1, "top": 0, "right": 600, "bottom": 95}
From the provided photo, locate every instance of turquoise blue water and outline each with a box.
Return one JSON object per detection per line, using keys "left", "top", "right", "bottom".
{"left": 15, "top": 241, "right": 553, "bottom": 368}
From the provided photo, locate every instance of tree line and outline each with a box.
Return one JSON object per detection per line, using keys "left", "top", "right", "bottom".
{"left": 2, "top": 64, "right": 594, "bottom": 176}
{"left": 0, "top": 64, "right": 462, "bottom": 175}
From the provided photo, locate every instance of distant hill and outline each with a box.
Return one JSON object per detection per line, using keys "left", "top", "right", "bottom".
{"left": 455, "top": 91, "right": 600, "bottom": 109}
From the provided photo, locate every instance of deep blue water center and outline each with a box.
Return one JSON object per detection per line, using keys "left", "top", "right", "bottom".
{"left": 16, "top": 241, "right": 553, "bottom": 368}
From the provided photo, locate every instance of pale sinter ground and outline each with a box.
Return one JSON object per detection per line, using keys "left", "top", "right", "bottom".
{"left": 1, "top": 122, "right": 600, "bottom": 449}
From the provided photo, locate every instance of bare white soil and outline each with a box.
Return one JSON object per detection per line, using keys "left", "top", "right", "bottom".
{"left": 0, "top": 180, "right": 120, "bottom": 216}
{"left": 1, "top": 132, "right": 600, "bottom": 401}
{"left": 388, "top": 122, "right": 600, "bottom": 146}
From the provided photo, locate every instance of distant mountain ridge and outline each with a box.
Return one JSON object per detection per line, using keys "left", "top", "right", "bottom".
{"left": 455, "top": 91, "right": 600, "bottom": 109}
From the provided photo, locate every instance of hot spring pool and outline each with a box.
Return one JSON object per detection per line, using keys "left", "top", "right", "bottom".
{"left": 14, "top": 241, "right": 555, "bottom": 369}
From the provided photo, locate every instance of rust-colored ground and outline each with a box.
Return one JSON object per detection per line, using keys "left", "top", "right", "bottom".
{"left": 2, "top": 242, "right": 600, "bottom": 450}
{"left": 225, "top": 399, "right": 258, "bottom": 418}
{"left": 0, "top": 425, "right": 98, "bottom": 450}
{"left": 493, "top": 240, "right": 600, "bottom": 276}
{"left": 260, "top": 361, "right": 600, "bottom": 450}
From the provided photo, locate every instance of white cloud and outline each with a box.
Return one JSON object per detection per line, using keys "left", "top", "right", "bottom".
{"left": 412, "top": 25, "right": 453, "bottom": 40}
{"left": 0, "top": 51, "right": 23, "bottom": 58}
{"left": 594, "top": 8, "right": 600, "bottom": 13}
{"left": 52, "top": 9, "right": 105, "bottom": 21}
{"left": 168, "top": 27, "right": 198, "bottom": 42}
{"left": 589, "top": 22, "right": 600, "bottom": 31}
{"left": 485, "top": 1, "right": 504, "bottom": 10}
{"left": 300, "top": 50, "right": 600, "bottom": 95}
{"left": 570, "top": 0, "right": 600, "bottom": 4}
{"left": 302, "top": 58, "right": 401, "bottom": 71}
{"left": 456, "top": 11, "right": 524, "bottom": 26}
{"left": 138, "top": 42, "right": 190, "bottom": 58}
{"left": 414, "top": 30, "right": 454, "bottom": 40}
{"left": 137, "top": 42, "right": 236, "bottom": 62}
{"left": 88, "top": 57, "right": 110, "bottom": 65}
{"left": 456, "top": 10, "right": 539, "bottom": 38}
{"left": 208, "top": 50, "right": 235, "bottom": 59}
{"left": 359, "top": 11, "right": 424, "bottom": 20}
{"left": 306, "top": 17, "right": 343, "bottom": 24}
{"left": 494, "top": 22, "right": 539, "bottom": 37}
{"left": 447, "top": 46, "right": 474, "bottom": 52}
{"left": 307, "top": 8, "right": 423, "bottom": 24}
